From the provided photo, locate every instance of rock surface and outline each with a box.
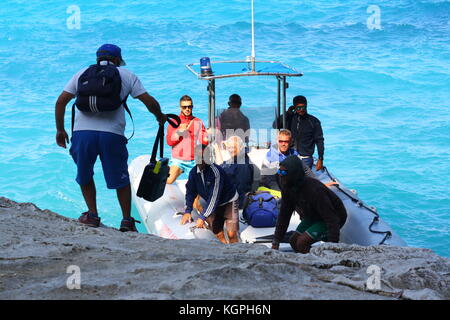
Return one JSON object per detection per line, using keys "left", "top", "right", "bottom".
{"left": 0, "top": 197, "right": 448, "bottom": 300}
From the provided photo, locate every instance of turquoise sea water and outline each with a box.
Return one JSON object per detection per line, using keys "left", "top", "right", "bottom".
{"left": 0, "top": 0, "right": 449, "bottom": 257}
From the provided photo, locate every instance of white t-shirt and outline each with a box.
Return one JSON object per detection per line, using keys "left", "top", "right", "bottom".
{"left": 63, "top": 61, "right": 147, "bottom": 136}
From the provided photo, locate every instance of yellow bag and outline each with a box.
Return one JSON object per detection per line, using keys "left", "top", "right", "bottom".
{"left": 256, "top": 186, "right": 281, "bottom": 199}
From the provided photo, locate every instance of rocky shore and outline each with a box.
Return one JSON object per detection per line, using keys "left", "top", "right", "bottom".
{"left": 0, "top": 197, "right": 448, "bottom": 300}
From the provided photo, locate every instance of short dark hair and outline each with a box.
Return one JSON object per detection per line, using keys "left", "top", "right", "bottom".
{"left": 228, "top": 94, "right": 242, "bottom": 106}
{"left": 293, "top": 95, "right": 307, "bottom": 106}
{"left": 180, "top": 95, "right": 193, "bottom": 104}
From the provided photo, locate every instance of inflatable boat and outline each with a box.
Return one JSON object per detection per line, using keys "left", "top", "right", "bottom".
{"left": 128, "top": 59, "right": 406, "bottom": 250}
{"left": 129, "top": 4, "right": 406, "bottom": 249}
{"left": 129, "top": 150, "right": 406, "bottom": 249}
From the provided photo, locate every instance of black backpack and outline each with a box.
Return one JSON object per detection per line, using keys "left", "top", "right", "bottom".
{"left": 75, "top": 63, "right": 123, "bottom": 112}
{"left": 71, "top": 62, "right": 134, "bottom": 138}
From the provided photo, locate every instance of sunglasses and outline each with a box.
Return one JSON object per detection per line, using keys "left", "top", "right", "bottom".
{"left": 181, "top": 105, "right": 194, "bottom": 109}
{"left": 277, "top": 169, "right": 288, "bottom": 176}
{"left": 278, "top": 140, "right": 290, "bottom": 144}
{"left": 295, "top": 105, "right": 306, "bottom": 111}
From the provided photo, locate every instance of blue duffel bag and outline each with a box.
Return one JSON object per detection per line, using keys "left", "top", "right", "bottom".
{"left": 242, "top": 191, "right": 280, "bottom": 228}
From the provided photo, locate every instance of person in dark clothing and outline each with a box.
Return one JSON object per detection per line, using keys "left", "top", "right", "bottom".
{"left": 181, "top": 145, "right": 239, "bottom": 244}
{"left": 271, "top": 155, "right": 347, "bottom": 253}
{"left": 218, "top": 136, "right": 254, "bottom": 209}
{"left": 218, "top": 94, "right": 250, "bottom": 145}
{"left": 274, "top": 96, "right": 325, "bottom": 171}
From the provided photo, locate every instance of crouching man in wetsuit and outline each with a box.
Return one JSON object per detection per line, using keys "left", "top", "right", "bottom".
{"left": 271, "top": 155, "right": 347, "bottom": 253}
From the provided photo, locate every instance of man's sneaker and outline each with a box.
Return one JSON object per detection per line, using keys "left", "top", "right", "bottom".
{"left": 78, "top": 212, "right": 101, "bottom": 228}
{"left": 120, "top": 217, "right": 141, "bottom": 232}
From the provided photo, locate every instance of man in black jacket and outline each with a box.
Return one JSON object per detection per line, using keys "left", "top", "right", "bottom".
{"left": 271, "top": 155, "right": 347, "bottom": 253}
{"left": 275, "top": 96, "right": 325, "bottom": 171}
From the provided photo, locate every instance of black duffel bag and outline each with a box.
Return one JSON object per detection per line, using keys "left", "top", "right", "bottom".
{"left": 136, "top": 114, "right": 180, "bottom": 202}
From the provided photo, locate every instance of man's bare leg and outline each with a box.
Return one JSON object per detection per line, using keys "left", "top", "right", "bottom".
{"left": 117, "top": 184, "right": 131, "bottom": 220}
{"left": 227, "top": 230, "right": 239, "bottom": 243}
{"left": 166, "top": 165, "right": 183, "bottom": 184}
{"left": 225, "top": 201, "right": 239, "bottom": 243}
{"left": 215, "top": 231, "right": 228, "bottom": 244}
{"left": 193, "top": 195, "right": 203, "bottom": 213}
{"left": 80, "top": 179, "right": 98, "bottom": 215}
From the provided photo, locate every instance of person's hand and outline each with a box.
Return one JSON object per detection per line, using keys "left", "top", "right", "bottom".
{"left": 325, "top": 181, "right": 339, "bottom": 188}
{"left": 271, "top": 243, "right": 279, "bottom": 250}
{"left": 193, "top": 197, "right": 203, "bottom": 213}
{"left": 178, "top": 123, "right": 189, "bottom": 130}
{"left": 156, "top": 113, "right": 167, "bottom": 125}
{"left": 206, "top": 127, "right": 217, "bottom": 136}
{"left": 287, "top": 105, "right": 295, "bottom": 113}
{"left": 180, "top": 213, "right": 193, "bottom": 225}
{"left": 56, "top": 130, "right": 69, "bottom": 149}
{"left": 196, "top": 218, "right": 206, "bottom": 229}
{"left": 315, "top": 159, "right": 324, "bottom": 171}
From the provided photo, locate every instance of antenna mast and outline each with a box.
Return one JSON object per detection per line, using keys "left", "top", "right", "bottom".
{"left": 251, "top": 0, "right": 256, "bottom": 71}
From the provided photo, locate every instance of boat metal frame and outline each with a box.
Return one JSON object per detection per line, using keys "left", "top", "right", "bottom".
{"left": 185, "top": 59, "right": 303, "bottom": 134}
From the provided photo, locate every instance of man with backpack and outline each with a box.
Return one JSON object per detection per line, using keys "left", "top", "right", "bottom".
{"left": 271, "top": 155, "right": 347, "bottom": 253}
{"left": 55, "top": 43, "right": 167, "bottom": 232}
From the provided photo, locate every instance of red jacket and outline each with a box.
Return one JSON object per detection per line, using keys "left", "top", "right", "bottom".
{"left": 166, "top": 113, "right": 208, "bottom": 161}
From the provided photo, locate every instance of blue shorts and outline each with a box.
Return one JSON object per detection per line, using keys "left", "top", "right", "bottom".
{"left": 169, "top": 158, "right": 196, "bottom": 173}
{"left": 70, "top": 130, "right": 130, "bottom": 189}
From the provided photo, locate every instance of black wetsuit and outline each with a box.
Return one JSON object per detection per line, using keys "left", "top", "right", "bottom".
{"left": 272, "top": 156, "right": 347, "bottom": 245}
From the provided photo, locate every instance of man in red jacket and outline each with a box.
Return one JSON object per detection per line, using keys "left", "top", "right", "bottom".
{"left": 166, "top": 95, "right": 208, "bottom": 184}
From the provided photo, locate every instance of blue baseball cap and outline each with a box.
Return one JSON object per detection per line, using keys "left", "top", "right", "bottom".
{"left": 96, "top": 44, "right": 126, "bottom": 66}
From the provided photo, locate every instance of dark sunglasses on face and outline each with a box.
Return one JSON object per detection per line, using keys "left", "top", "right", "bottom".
{"left": 277, "top": 169, "right": 288, "bottom": 176}
{"left": 278, "top": 140, "right": 290, "bottom": 144}
{"left": 181, "top": 105, "right": 193, "bottom": 109}
{"left": 295, "top": 105, "right": 306, "bottom": 111}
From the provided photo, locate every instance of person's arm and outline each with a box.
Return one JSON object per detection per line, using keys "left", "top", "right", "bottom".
{"left": 200, "top": 166, "right": 223, "bottom": 221}
{"left": 182, "top": 172, "right": 198, "bottom": 224}
{"left": 136, "top": 92, "right": 167, "bottom": 124}
{"left": 302, "top": 160, "right": 316, "bottom": 178}
{"left": 314, "top": 189, "right": 341, "bottom": 242}
{"left": 55, "top": 91, "right": 75, "bottom": 148}
{"left": 239, "top": 162, "right": 254, "bottom": 194}
{"left": 272, "top": 115, "right": 281, "bottom": 129}
{"left": 196, "top": 120, "right": 209, "bottom": 146}
{"left": 272, "top": 195, "right": 295, "bottom": 249}
{"left": 272, "top": 106, "right": 294, "bottom": 129}
{"left": 166, "top": 122, "right": 183, "bottom": 147}
{"left": 314, "top": 120, "right": 325, "bottom": 170}
{"left": 245, "top": 116, "right": 250, "bottom": 132}
{"left": 212, "top": 143, "right": 224, "bottom": 165}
